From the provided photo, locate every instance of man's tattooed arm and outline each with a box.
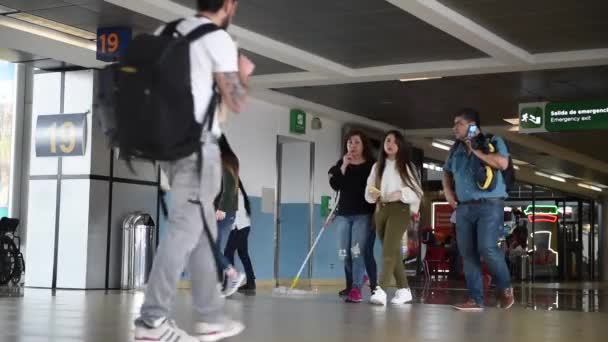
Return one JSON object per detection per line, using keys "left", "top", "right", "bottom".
{"left": 214, "top": 72, "right": 248, "bottom": 113}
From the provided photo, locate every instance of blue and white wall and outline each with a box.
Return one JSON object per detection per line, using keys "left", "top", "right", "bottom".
{"left": 220, "top": 98, "right": 345, "bottom": 281}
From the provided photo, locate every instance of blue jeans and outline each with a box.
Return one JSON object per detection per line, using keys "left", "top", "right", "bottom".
{"left": 456, "top": 201, "right": 511, "bottom": 304}
{"left": 217, "top": 212, "right": 236, "bottom": 270}
{"left": 335, "top": 214, "right": 372, "bottom": 289}
{"left": 345, "top": 229, "right": 377, "bottom": 289}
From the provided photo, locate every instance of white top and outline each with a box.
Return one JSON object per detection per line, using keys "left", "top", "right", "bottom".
{"left": 157, "top": 17, "right": 238, "bottom": 137}
{"left": 234, "top": 190, "right": 251, "bottom": 230}
{"left": 365, "top": 159, "right": 423, "bottom": 213}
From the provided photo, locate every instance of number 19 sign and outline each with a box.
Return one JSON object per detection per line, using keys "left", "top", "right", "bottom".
{"left": 96, "top": 27, "right": 132, "bottom": 62}
{"left": 35, "top": 114, "right": 87, "bottom": 157}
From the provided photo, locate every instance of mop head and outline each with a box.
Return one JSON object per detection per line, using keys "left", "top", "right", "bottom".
{"left": 271, "top": 286, "right": 319, "bottom": 298}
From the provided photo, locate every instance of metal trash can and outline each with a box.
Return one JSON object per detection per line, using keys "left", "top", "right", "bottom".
{"left": 121, "top": 212, "right": 157, "bottom": 290}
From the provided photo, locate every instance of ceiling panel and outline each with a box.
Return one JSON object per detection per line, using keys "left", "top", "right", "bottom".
{"left": 533, "top": 131, "right": 608, "bottom": 164}
{"left": 438, "top": 0, "right": 608, "bottom": 53}
{"left": 0, "top": 0, "right": 67, "bottom": 11}
{"left": 507, "top": 138, "right": 608, "bottom": 186}
{"left": 277, "top": 65, "right": 608, "bottom": 129}
{"left": 242, "top": 50, "right": 302, "bottom": 75}
{"left": 1, "top": 1, "right": 162, "bottom": 36}
{"left": 0, "top": 48, "right": 75, "bottom": 70}
{"left": 174, "top": 0, "right": 487, "bottom": 68}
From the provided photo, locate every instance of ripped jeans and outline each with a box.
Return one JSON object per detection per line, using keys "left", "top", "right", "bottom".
{"left": 335, "top": 214, "right": 371, "bottom": 290}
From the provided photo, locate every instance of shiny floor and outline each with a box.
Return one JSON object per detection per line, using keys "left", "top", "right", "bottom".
{"left": 0, "top": 285, "right": 607, "bottom": 342}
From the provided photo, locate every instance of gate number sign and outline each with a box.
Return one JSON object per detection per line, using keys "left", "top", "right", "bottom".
{"left": 35, "top": 114, "right": 87, "bottom": 157}
{"left": 96, "top": 27, "right": 132, "bottom": 62}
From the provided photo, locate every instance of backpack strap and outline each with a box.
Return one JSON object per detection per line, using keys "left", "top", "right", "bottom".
{"left": 186, "top": 23, "right": 221, "bottom": 43}
{"left": 161, "top": 19, "right": 184, "bottom": 36}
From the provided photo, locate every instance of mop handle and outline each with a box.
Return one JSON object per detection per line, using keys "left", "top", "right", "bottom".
{"left": 290, "top": 193, "right": 340, "bottom": 289}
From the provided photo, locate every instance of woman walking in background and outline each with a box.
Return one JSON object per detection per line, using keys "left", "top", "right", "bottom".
{"left": 224, "top": 185, "right": 257, "bottom": 295}
{"left": 366, "top": 131, "right": 423, "bottom": 306}
{"left": 217, "top": 135, "right": 245, "bottom": 296}
{"left": 328, "top": 130, "right": 377, "bottom": 303}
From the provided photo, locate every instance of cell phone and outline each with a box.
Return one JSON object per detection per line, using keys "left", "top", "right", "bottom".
{"left": 467, "top": 124, "right": 478, "bottom": 138}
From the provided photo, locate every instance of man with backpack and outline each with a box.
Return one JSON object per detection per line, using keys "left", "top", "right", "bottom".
{"left": 442, "top": 108, "right": 515, "bottom": 312}
{"left": 130, "top": 1, "right": 252, "bottom": 341}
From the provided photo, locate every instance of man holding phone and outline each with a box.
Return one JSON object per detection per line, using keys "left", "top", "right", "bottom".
{"left": 442, "top": 108, "right": 514, "bottom": 311}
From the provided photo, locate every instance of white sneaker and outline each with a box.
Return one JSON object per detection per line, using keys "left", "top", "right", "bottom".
{"left": 370, "top": 286, "right": 387, "bottom": 306}
{"left": 135, "top": 319, "right": 198, "bottom": 342}
{"left": 391, "top": 288, "right": 413, "bottom": 305}
{"left": 222, "top": 272, "right": 246, "bottom": 297}
{"left": 194, "top": 319, "right": 245, "bottom": 342}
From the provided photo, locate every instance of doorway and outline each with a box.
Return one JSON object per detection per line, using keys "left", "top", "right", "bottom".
{"left": 274, "top": 136, "right": 315, "bottom": 287}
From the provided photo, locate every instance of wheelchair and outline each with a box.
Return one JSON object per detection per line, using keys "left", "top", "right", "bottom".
{"left": 0, "top": 218, "right": 25, "bottom": 286}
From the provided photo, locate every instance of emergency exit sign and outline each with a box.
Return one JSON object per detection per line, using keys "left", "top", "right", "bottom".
{"left": 518, "top": 100, "right": 608, "bottom": 133}
{"left": 290, "top": 109, "right": 306, "bottom": 134}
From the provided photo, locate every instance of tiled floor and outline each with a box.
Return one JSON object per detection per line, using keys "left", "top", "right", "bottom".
{"left": 0, "top": 285, "right": 607, "bottom": 342}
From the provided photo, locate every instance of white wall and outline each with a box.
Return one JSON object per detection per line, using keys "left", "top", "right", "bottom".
{"left": 223, "top": 98, "right": 341, "bottom": 204}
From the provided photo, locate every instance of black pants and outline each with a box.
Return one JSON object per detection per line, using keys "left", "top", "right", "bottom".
{"left": 224, "top": 227, "right": 256, "bottom": 285}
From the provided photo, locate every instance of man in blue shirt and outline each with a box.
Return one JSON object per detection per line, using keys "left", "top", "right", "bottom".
{"left": 442, "top": 108, "right": 514, "bottom": 311}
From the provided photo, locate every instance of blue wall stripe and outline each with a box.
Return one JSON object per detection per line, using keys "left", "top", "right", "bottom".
{"left": 159, "top": 196, "right": 382, "bottom": 282}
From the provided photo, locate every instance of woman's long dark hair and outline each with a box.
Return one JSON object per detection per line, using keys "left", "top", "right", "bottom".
{"left": 343, "top": 129, "right": 375, "bottom": 162}
{"left": 219, "top": 134, "right": 251, "bottom": 214}
{"left": 218, "top": 134, "right": 239, "bottom": 183}
{"left": 375, "top": 130, "right": 422, "bottom": 198}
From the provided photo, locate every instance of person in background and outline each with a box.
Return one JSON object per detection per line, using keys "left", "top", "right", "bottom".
{"left": 216, "top": 135, "right": 246, "bottom": 297}
{"left": 224, "top": 185, "right": 257, "bottom": 295}
{"left": 366, "top": 130, "right": 423, "bottom": 306}
{"left": 328, "top": 130, "right": 377, "bottom": 303}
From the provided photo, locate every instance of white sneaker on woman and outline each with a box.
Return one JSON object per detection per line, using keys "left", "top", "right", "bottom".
{"left": 391, "top": 288, "right": 413, "bottom": 305}
{"left": 370, "top": 286, "right": 387, "bottom": 306}
{"left": 222, "top": 271, "right": 246, "bottom": 297}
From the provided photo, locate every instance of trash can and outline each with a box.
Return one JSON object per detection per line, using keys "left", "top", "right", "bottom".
{"left": 121, "top": 212, "right": 157, "bottom": 290}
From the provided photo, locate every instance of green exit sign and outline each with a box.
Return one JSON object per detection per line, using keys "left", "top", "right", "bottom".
{"left": 290, "top": 109, "right": 306, "bottom": 134}
{"left": 519, "top": 100, "right": 608, "bottom": 133}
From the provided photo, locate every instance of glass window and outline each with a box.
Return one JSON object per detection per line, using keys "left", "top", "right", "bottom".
{"left": 0, "top": 61, "right": 16, "bottom": 218}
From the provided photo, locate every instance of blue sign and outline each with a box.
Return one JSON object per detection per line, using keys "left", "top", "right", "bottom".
{"left": 96, "top": 27, "right": 132, "bottom": 62}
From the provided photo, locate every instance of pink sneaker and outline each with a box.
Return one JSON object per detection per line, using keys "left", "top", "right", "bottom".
{"left": 345, "top": 288, "right": 363, "bottom": 303}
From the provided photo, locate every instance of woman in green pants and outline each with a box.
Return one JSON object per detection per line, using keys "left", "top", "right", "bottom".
{"left": 365, "top": 130, "right": 423, "bottom": 306}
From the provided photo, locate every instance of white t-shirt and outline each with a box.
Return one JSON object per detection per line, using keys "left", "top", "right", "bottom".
{"left": 234, "top": 190, "right": 251, "bottom": 230}
{"left": 157, "top": 17, "right": 238, "bottom": 137}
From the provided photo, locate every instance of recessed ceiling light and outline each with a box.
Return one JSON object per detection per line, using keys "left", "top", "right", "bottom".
{"left": 7, "top": 12, "right": 97, "bottom": 40}
{"left": 431, "top": 142, "right": 451, "bottom": 151}
{"left": 436, "top": 139, "right": 455, "bottom": 146}
{"left": 592, "top": 183, "right": 608, "bottom": 189}
{"left": 503, "top": 118, "right": 520, "bottom": 125}
{"left": 512, "top": 159, "right": 529, "bottom": 166}
{"left": 399, "top": 76, "right": 442, "bottom": 82}
{"left": 513, "top": 165, "right": 520, "bottom": 170}
{"left": 0, "top": 16, "right": 96, "bottom": 50}
{"left": 577, "top": 183, "right": 602, "bottom": 192}
{"left": 554, "top": 172, "right": 576, "bottom": 179}
{"left": 535, "top": 171, "right": 566, "bottom": 183}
